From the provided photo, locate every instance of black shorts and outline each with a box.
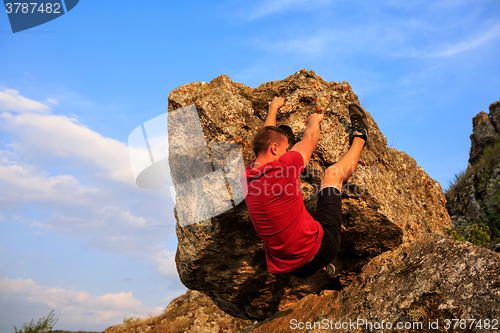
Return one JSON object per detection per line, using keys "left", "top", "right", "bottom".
{"left": 290, "top": 186, "right": 342, "bottom": 277}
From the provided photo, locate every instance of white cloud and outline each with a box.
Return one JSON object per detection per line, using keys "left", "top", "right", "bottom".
{"left": 0, "top": 277, "right": 157, "bottom": 329}
{"left": 155, "top": 249, "right": 178, "bottom": 279}
{"left": 0, "top": 89, "right": 50, "bottom": 114}
{"left": 0, "top": 159, "right": 99, "bottom": 208}
{"left": 0, "top": 111, "right": 134, "bottom": 183}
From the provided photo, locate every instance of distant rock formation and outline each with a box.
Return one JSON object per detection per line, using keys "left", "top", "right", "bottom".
{"left": 103, "top": 290, "right": 251, "bottom": 333}
{"left": 469, "top": 102, "right": 500, "bottom": 164}
{"left": 446, "top": 99, "right": 500, "bottom": 249}
{"left": 168, "top": 70, "right": 452, "bottom": 320}
{"left": 241, "top": 235, "right": 500, "bottom": 333}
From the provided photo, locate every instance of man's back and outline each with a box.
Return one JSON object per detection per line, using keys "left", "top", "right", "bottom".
{"left": 242, "top": 150, "right": 323, "bottom": 274}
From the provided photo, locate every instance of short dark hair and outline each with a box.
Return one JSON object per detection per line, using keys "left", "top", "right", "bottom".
{"left": 252, "top": 126, "right": 288, "bottom": 156}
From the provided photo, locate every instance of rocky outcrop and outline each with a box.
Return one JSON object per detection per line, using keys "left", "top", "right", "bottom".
{"left": 489, "top": 100, "right": 500, "bottom": 134}
{"left": 241, "top": 234, "right": 500, "bottom": 333}
{"left": 446, "top": 100, "right": 500, "bottom": 247}
{"left": 469, "top": 110, "right": 499, "bottom": 164}
{"left": 168, "top": 70, "right": 452, "bottom": 320}
{"left": 103, "top": 290, "right": 251, "bottom": 333}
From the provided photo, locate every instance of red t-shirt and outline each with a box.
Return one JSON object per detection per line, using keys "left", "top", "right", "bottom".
{"left": 240, "top": 151, "right": 323, "bottom": 274}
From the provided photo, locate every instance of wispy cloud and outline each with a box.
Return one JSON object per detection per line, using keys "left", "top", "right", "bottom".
{"left": 255, "top": 32, "right": 335, "bottom": 58}
{"left": 0, "top": 89, "right": 50, "bottom": 114}
{"left": 0, "top": 156, "right": 99, "bottom": 209}
{"left": 424, "top": 24, "right": 500, "bottom": 58}
{"left": 242, "top": 0, "right": 333, "bottom": 19}
{"left": 249, "top": 12, "right": 500, "bottom": 61}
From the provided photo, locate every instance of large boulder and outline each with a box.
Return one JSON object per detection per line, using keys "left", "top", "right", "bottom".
{"left": 168, "top": 70, "right": 452, "bottom": 320}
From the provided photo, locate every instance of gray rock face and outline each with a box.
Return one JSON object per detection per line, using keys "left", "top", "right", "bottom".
{"left": 168, "top": 70, "right": 452, "bottom": 320}
{"left": 242, "top": 234, "right": 500, "bottom": 333}
{"left": 469, "top": 111, "right": 498, "bottom": 164}
{"left": 490, "top": 100, "right": 500, "bottom": 133}
{"left": 447, "top": 172, "right": 484, "bottom": 225}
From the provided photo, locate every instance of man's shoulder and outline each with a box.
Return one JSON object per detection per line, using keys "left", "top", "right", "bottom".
{"left": 278, "top": 151, "right": 302, "bottom": 164}
{"left": 278, "top": 151, "right": 304, "bottom": 175}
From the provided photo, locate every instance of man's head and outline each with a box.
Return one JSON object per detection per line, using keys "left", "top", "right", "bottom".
{"left": 253, "top": 126, "right": 289, "bottom": 159}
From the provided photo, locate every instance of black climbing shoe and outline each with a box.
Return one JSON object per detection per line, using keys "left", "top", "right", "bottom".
{"left": 319, "top": 263, "right": 335, "bottom": 277}
{"left": 348, "top": 103, "right": 369, "bottom": 147}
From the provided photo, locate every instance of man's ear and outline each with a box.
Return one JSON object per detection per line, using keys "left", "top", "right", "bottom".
{"left": 270, "top": 142, "right": 279, "bottom": 155}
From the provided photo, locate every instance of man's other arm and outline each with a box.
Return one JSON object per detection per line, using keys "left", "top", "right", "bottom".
{"left": 263, "top": 97, "right": 285, "bottom": 127}
{"left": 291, "top": 113, "right": 324, "bottom": 166}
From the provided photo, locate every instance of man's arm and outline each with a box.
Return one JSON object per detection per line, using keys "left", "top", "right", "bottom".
{"left": 263, "top": 97, "right": 285, "bottom": 127}
{"left": 291, "top": 113, "right": 324, "bottom": 166}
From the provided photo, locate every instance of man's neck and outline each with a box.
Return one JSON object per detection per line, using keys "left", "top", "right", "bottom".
{"left": 253, "top": 154, "right": 278, "bottom": 169}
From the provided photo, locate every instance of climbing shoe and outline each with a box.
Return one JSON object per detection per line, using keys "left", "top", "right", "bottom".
{"left": 348, "top": 103, "right": 369, "bottom": 147}
{"left": 319, "top": 263, "right": 335, "bottom": 277}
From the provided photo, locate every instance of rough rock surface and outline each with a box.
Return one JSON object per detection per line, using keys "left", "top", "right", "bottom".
{"left": 489, "top": 100, "right": 500, "bottom": 133}
{"left": 168, "top": 70, "right": 452, "bottom": 320}
{"left": 102, "top": 290, "right": 251, "bottom": 333}
{"left": 469, "top": 111, "right": 498, "bottom": 164}
{"left": 446, "top": 100, "right": 500, "bottom": 247}
{"left": 241, "top": 234, "right": 500, "bottom": 333}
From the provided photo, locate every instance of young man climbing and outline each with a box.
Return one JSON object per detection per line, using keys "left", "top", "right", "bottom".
{"left": 241, "top": 96, "right": 368, "bottom": 277}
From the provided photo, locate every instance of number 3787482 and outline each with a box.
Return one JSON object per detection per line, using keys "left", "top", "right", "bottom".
{"left": 5, "top": 3, "right": 62, "bottom": 14}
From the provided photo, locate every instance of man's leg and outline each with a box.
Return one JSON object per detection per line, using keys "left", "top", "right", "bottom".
{"left": 320, "top": 137, "right": 365, "bottom": 192}
{"left": 314, "top": 103, "right": 369, "bottom": 276}
{"left": 321, "top": 103, "right": 369, "bottom": 192}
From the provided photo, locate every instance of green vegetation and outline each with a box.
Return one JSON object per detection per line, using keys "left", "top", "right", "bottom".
{"left": 14, "top": 311, "right": 98, "bottom": 333}
{"left": 446, "top": 223, "right": 491, "bottom": 247}
{"left": 446, "top": 136, "right": 500, "bottom": 247}
{"left": 14, "top": 310, "right": 58, "bottom": 333}
{"left": 446, "top": 167, "right": 467, "bottom": 192}
{"left": 467, "top": 222, "right": 492, "bottom": 247}
{"left": 445, "top": 226, "right": 465, "bottom": 242}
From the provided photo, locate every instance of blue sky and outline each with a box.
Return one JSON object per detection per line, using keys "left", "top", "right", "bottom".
{"left": 0, "top": 0, "right": 499, "bottom": 331}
